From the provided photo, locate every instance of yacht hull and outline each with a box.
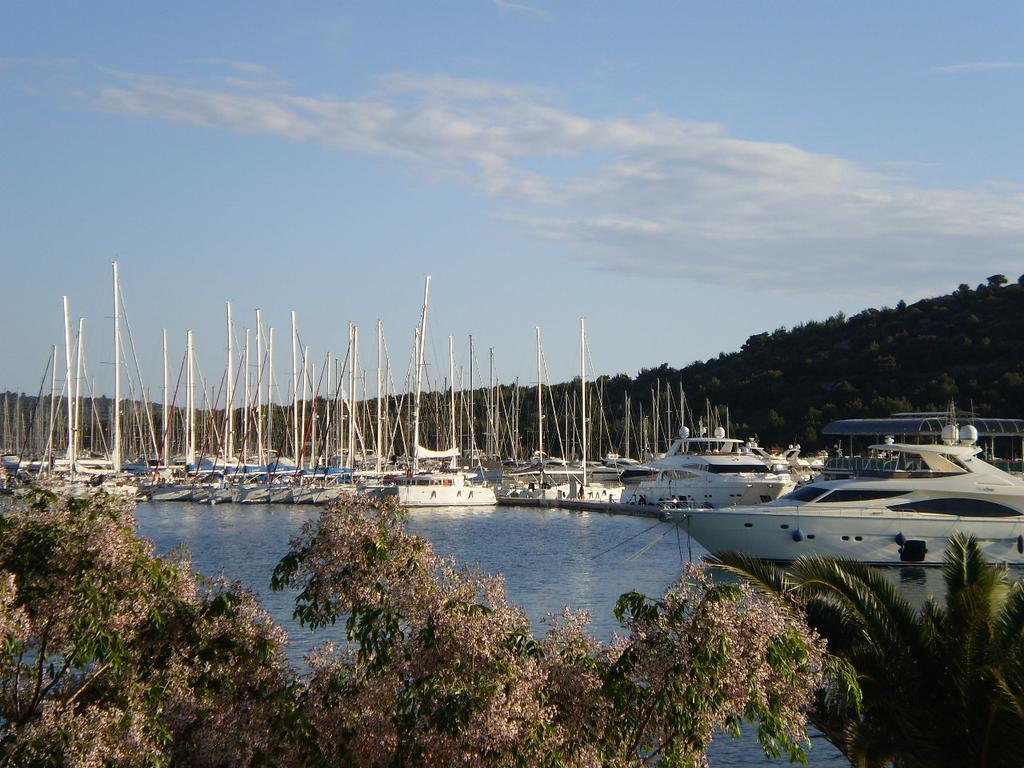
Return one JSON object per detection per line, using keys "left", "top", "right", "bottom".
{"left": 623, "top": 475, "right": 793, "bottom": 508}
{"left": 679, "top": 506, "right": 1024, "bottom": 565}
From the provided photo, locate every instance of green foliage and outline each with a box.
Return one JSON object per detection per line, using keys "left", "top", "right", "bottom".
{"left": 713, "top": 535, "right": 1024, "bottom": 768}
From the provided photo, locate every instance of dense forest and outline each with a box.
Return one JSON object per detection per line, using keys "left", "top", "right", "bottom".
{"left": 3, "top": 275, "right": 1024, "bottom": 462}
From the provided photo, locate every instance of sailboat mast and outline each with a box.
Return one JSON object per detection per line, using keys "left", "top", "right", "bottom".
{"left": 243, "top": 328, "right": 250, "bottom": 467}
{"left": 186, "top": 329, "right": 195, "bottom": 468}
{"left": 348, "top": 323, "right": 358, "bottom": 472}
{"left": 411, "top": 275, "right": 431, "bottom": 474}
{"left": 468, "top": 335, "right": 475, "bottom": 461}
{"left": 112, "top": 261, "right": 122, "bottom": 472}
{"left": 449, "top": 335, "right": 456, "bottom": 464}
{"left": 535, "top": 326, "right": 543, "bottom": 462}
{"left": 308, "top": 352, "right": 316, "bottom": 470}
{"left": 162, "top": 329, "right": 169, "bottom": 468}
{"left": 74, "top": 317, "right": 84, "bottom": 469}
{"left": 291, "top": 311, "right": 299, "bottom": 466}
{"left": 255, "top": 309, "right": 263, "bottom": 467}
{"left": 267, "top": 327, "right": 274, "bottom": 465}
{"left": 225, "top": 301, "right": 234, "bottom": 461}
{"left": 63, "top": 296, "right": 74, "bottom": 470}
{"left": 376, "top": 319, "right": 383, "bottom": 473}
{"left": 624, "top": 394, "right": 631, "bottom": 459}
{"left": 300, "top": 345, "right": 309, "bottom": 468}
{"left": 581, "top": 317, "right": 587, "bottom": 488}
{"left": 325, "top": 352, "right": 332, "bottom": 469}
{"left": 491, "top": 354, "right": 499, "bottom": 462}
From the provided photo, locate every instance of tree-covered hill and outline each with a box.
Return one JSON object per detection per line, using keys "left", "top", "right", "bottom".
{"left": 585, "top": 274, "right": 1024, "bottom": 451}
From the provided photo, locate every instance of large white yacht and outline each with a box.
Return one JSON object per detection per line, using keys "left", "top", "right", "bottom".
{"left": 679, "top": 424, "right": 1024, "bottom": 564}
{"left": 620, "top": 426, "right": 796, "bottom": 508}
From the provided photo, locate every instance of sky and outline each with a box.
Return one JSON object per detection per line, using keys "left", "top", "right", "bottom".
{"left": 2, "top": 2, "right": 1023, "bottom": 402}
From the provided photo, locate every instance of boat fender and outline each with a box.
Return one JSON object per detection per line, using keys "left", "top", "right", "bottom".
{"left": 1017, "top": 534, "right": 1023, "bottom": 555}
{"left": 895, "top": 532, "right": 906, "bottom": 546}
{"left": 792, "top": 529, "right": 804, "bottom": 542}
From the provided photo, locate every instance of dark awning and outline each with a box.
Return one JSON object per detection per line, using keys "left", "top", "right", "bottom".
{"left": 822, "top": 417, "right": 1024, "bottom": 438}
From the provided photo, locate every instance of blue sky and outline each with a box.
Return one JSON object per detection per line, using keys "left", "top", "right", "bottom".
{"left": 2, "top": 2, "right": 1023, "bottom": 400}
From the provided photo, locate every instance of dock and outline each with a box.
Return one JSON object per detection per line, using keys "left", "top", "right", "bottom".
{"left": 497, "top": 495, "right": 671, "bottom": 520}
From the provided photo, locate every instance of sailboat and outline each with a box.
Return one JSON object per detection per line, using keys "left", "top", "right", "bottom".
{"left": 367, "top": 276, "right": 496, "bottom": 508}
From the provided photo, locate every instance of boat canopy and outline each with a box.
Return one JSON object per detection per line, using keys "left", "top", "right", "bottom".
{"left": 824, "top": 417, "right": 1024, "bottom": 438}
{"left": 414, "top": 444, "right": 460, "bottom": 459}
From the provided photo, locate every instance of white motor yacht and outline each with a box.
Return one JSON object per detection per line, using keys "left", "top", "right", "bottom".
{"left": 620, "top": 427, "right": 795, "bottom": 508}
{"left": 678, "top": 425, "right": 1024, "bottom": 564}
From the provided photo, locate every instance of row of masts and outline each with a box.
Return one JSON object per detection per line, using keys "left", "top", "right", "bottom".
{"left": 2, "top": 266, "right": 706, "bottom": 473}
{"left": 1, "top": 379, "right": 698, "bottom": 475}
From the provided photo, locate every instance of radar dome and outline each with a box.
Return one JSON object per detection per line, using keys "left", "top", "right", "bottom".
{"left": 679, "top": 426, "right": 690, "bottom": 439}
{"left": 960, "top": 424, "right": 979, "bottom": 446}
{"left": 713, "top": 426, "right": 726, "bottom": 439}
{"left": 941, "top": 424, "right": 960, "bottom": 445}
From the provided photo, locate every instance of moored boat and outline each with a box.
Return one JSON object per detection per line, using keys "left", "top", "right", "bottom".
{"left": 678, "top": 424, "right": 1024, "bottom": 564}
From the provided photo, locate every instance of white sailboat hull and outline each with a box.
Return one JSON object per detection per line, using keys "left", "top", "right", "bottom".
{"left": 396, "top": 484, "right": 496, "bottom": 507}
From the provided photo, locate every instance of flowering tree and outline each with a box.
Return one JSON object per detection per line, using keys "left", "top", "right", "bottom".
{"left": 0, "top": 489, "right": 300, "bottom": 767}
{"left": 0, "top": 491, "right": 832, "bottom": 766}
{"left": 272, "top": 497, "right": 831, "bottom": 767}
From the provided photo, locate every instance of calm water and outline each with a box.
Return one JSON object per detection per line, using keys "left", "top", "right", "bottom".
{"left": 134, "top": 501, "right": 951, "bottom": 766}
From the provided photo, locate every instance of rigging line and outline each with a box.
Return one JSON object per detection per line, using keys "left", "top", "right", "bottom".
{"left": 21, "top": 350, "right": 53, "bottom": 462}
{"left": 158, "top": 347, "right": 187, "bottom": 473}
{"left": 79, "top": 356, "right": 111, "bottom": 459}
{"left": 117, "top": 284, "right": 159, "bottom": 460}
{"left": 590, "top": 519, "right": 667, "bottom": 561}
{"left": 303, "top": 350, "right": 332, "bottom": 476}
{"left": 625, "top": 529, "right": 669, "bottom": 563}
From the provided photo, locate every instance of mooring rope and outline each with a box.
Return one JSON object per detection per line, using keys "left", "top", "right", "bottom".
{"left": 590, "top": 518, "right": 667, "bottom": 560}
{"left": 625, "top": 529, "right": 670, "bottom": 562}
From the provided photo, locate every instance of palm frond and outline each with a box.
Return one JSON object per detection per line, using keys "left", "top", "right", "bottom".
{"left": 790, "top": 556, "right": 922, "bottom": 655}
{"left": 706, "top": 550, "right": 795, "bottom": 597}
{"left": 943, "top": 532, "right": 1004, "bottom": 601}
{"left": 996, "top": 581, "right": 1024, "bottom": 647}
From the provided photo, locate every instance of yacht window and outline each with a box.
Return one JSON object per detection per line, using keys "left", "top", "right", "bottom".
{"left": 704, "top": 464, "right": 770, "bottom": 474}
{"left": 818, "top": 489, "right": 909, "bottom": 503}
{"left": 664, "top": 469, "right": 697, "bottom": 480}
{"left": 889, "top": 498, "right": 1022, "bottom": 518}
{"left": 782, "top": 485, "right": 830, "bottom": 502}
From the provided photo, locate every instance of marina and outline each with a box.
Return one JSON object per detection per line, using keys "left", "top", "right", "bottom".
{"left": 6, "top": 4, "right": 1024, "bottom": 763}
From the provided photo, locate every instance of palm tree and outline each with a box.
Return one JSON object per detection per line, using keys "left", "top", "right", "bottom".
{"left": 711, "top": 534, "right": 1024, "bottom": 768}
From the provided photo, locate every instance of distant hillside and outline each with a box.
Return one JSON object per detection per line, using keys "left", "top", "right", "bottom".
{"left": 591, "top": 274, "right": 1024, "bottom": 451}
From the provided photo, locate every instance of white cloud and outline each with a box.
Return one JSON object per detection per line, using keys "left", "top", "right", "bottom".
{"left": 931, "top": 61, "right": 1024, "bottom": 74}
{"left": 493, "top": 0, "right": 550, "bottom": 20}
{"left": 195, "top": 57, "right": 275, "bottom": 75}
{"left": 89, "top": 67, "right": 1024, "bottom": 294}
